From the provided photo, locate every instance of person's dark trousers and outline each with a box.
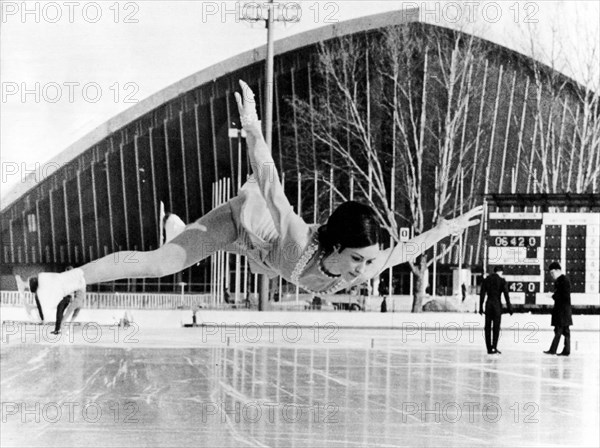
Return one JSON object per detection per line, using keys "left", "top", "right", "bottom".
{"left": 549, "top": 325, "right": 571, "bottom": 354}
{"left": 485, "top": 304, "right": 502, "bottom": 353}
{"left": 54, "top": 296, "right": 71, "bottom": 333}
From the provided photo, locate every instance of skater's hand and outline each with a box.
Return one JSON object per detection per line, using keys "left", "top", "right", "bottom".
{"left": 234, "top": 80, "right": 260, "bottom": 131}
{"left": 439, "top": 205, "right": 483, "bottom": 236}
{"left": 479, "top": 309, "right": 484, "bottom": 316}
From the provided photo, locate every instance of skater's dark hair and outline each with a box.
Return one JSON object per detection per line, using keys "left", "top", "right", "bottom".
{"left": 318, "top": 201, "right": 380, "bottom": 254}
{"left": 494, "top": 265, "right": 504, "bottom": 273}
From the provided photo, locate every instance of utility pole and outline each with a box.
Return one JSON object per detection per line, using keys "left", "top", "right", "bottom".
{"left": 263, "top": 0, "right": 275, "bottom": 146}
{"left": 228, "top": 127, "right": 247, "bottom": 305}
{"left": 259, "top": 0, "right": 276, "bottom": 311}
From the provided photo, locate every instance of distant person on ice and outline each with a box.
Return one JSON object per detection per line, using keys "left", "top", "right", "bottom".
{"left": 544, "top": 262, "right": 573, "bottom": 357}
{"left": 479, "top": 265, "right": 513, "bottom": 355}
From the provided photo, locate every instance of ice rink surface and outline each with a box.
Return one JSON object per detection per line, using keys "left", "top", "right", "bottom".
{"left": 1, "top": 323, "right": 599, "bottom": 447}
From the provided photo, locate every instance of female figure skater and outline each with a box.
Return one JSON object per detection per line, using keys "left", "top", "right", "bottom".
{"left": 31, "top": 80, "right": 482, "bottom": 319}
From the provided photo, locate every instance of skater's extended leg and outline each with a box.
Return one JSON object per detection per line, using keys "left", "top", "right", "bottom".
{"left": 64, "top": 290, "right": 85, "bottom": 323}
{"left": 35, "top": 204, "right": 237, "bottom": 319}
{"left": 80, "top": 203, "right": 236, "bottom": 283}
{"left": 53, "top": 296, "right": 71, "bottom": 334}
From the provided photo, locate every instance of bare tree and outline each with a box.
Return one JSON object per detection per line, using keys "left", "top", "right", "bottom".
{"left": 288, "top": 24, "right": 487, "bottom": 312}
{"left": 519, "top": 7, "right": 600, "bottom": 194}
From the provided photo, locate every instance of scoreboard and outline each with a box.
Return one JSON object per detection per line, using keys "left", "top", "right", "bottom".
{"left": 486, "top": 212, "right": 600, "bottom": 306}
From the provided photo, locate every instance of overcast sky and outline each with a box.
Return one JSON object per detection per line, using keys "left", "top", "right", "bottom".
{"left": 1, "top": 1, "right": 598, "bottom": 205}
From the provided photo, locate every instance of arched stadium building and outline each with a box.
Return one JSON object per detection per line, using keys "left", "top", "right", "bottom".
{"left": 2, "top": 8, "right": 598, "bottom": 299}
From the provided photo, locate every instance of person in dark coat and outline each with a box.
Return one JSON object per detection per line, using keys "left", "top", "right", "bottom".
{"left": 379, "top": 280, "right": 388, "bottom": 313}
{"left": 479, "top": 266, "right": 513, "bottom": 354}
{"left": 544, "top": 262, "right": 573, "bottom": 356}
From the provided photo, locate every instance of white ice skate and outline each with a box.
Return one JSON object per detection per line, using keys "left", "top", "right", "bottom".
{"left": 15, "top": 275, "right": 40, "bottom": 322}
{"left": 160, "top": 202, "right": 187, "bottom": 246}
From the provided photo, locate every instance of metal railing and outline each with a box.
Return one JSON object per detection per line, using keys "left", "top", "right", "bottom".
{"left": 1, "top": 291, "right": 416, "bottom": 312}
{"left": 1, "top": 291, "right": 212, "bottom": 310}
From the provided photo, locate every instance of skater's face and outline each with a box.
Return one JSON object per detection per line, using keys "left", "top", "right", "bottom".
{"left": 550, "top": 269, "right": 561, "bottom": 280}
{"left": 325, "top": 244, "right": 380, "bottom": 282}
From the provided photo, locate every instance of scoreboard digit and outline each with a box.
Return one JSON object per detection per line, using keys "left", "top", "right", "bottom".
{"left": 491, "top": 236, "right": 540, "bottom": 247}
{"left": 507, "top": 281, "right": 539, "bottom": 293}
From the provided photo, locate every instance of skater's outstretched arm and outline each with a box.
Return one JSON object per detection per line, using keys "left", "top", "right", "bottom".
{"left": 369, "top": 206, "right": 483, "bottom": 275}
{"left": 234, "top": 80, "right": 307, "bottom": 237}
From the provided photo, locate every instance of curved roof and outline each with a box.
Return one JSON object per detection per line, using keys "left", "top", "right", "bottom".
{"left": 1, "top": 8, "right": 419, "bottom": 210}
{"left": 2, "top": 5, "right": 584, "bottom": 210}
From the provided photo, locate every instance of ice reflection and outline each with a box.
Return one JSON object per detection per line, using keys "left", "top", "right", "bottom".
{"left": 1, "top": 338, "right": 598, "bottom": 447}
